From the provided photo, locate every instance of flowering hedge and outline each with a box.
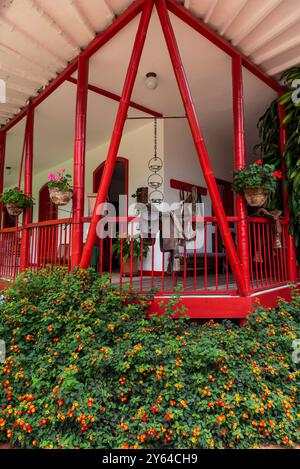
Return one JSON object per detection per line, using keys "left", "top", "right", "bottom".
{"left": 0, "top": 268, "right": 299, "bottom": 449}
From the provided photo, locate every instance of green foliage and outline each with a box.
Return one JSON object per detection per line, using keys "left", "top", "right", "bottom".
{"left": 0, "top": 188, "right": 34, "bottom": 209}
{"left": 255, "top": 66, "right": 300, "bottom": 257}
{"left": 0, "top": 268, "right": 299, "bottom": 449}
{"left": 112, "top": 235, "right": 149, "bottom": 262}
{"left": 233, "top": 161, "right": 280, "bottom": 194}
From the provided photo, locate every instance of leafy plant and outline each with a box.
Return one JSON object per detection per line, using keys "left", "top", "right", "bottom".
{"left": 47, "top": 168, "right": 72, "bottom": 192}
{"left": 112, "top": 235, "right": 149, "bottom": 262}
{"left": 0, "top": 268, "right": 299, "bottom": 449}
{"left": 0, "top": 188, "right": 34, "bottom": 209}
{"left": 233, "top": 160, "right": 281, "bottom": 194}
{"left": 255, "top": 66, "right": 300, "bottom": 256}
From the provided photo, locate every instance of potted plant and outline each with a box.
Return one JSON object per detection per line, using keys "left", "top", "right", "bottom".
{"left": 47, "top": 169, "right": 72, "bottom": 206}
{"left": 233, "top": 160, "right": 282, "bottom": 207}
{"left": 112, "top": 234, "right": 149, "bottom": 276}
{"left": 1, "top": 187, "right": 34, "bottom": 216}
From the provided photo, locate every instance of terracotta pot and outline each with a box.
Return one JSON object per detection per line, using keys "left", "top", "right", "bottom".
{"left": 122, "top": 257, "right": 138, "bottom": 276}
{"left": 5, "top": 203, "right": 23, "bottom": 216}
{"left": 49, "top": 187, "right": 73, "bottom": 206}
{"left": 244, "top": 188, "right": 268, "bottom": 207}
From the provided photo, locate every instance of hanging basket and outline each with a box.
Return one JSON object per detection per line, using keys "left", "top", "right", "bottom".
{"left": 5, "top": 203, "right": 23, "bottom": 216}
{"left": 244, "top": 188, "right": 268, "bottom": 207}
{"left": 49, "top": 187, "right": 73, "bottom": 206}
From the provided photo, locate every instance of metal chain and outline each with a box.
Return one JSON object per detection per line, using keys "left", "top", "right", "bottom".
{"left": 154, "top": 117, "right": 157, "bottom": 160}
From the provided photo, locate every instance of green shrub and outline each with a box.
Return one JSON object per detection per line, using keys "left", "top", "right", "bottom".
{"left": 0, "top": 268, "right": 299, "bottom": 449}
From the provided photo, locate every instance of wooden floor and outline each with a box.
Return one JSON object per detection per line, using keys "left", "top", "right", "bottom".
{"left": 110, "top": 272, "right": 236, "bottom": 293}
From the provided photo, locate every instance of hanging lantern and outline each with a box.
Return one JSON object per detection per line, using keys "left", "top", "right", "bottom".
{"left": 148, "top": 156, "right": 163, "bottom": 172}
{"left": 148, "top": 173, "right": 163, "bottom": 189}
{"left": 149, "top": 190, "right": 164, "bottom": 204}
{"left": 147, "top": 117, "right": 163, "bottom": 204}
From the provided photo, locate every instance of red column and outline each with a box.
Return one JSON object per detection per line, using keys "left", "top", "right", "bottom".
{"left": 80, "top": 0, "right": 154, "bottom": 269}
{"left": 156, "top": 0, "right": 247, "bottom": 296}
{"left": 20, "top": 104, "right": 34, "bottom": 271}
{"left": 278, "top": 101, "right": 297, "bottom": 282}
{"left": 232, "top": 55, "right": 250, "bottom": 294}
{"left": 0, "top": 131, "right": 6, "bottom": 228}
{"left": 71, "top": 55, "right": 89, "bottom": 268}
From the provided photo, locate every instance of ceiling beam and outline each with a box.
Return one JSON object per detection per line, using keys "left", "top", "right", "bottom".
{"left": 0, "top": 42, "right": 59, "bottom": 76}
{"left": 219, "top": 0, "right": 248, "bottom": 36}
{"left": 67, "top": 77, "right": 162, "bottom": 117}
{"left": 267, "top": 55, "right": 300, "bottom": 76}
{"left": 0, "top": 62, "right": 48, "bottom": 86}
{"left": 0, "top": 16, "right": 67, "bottom": 67}
{"left": 5, "top": 96, "right": 25, "bottom": 107}
{"left": 0, "top": 102, "right": 21, "bottom": 112}
{"left": 244, "top": 14, "right": 300, "bottom": 56}
{"left": 1, "top": 0, "right": 145, "bottom": 132}
{"left": 204, "top": 0, "right": 219, "bottom": 24}
{"left": 166, "top": 0, "right": 283, "bottom": 92}
{"left": 254, "top": 33, "right": 300, "bottom": 65}
{"left": 4, "top": 82, "right": 37, "bottom": 97}
{"left": 231, "top": 0, "right": 283, "bottom": 46}
{"left": 67, "top": 0, "right": 95, "bottom": 39}
{"left": 25, "top": 0, "right": 81, "bottom": 52}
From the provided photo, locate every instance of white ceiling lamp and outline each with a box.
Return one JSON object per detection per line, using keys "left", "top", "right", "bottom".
{"left": 145, "top": 72, "right": 158, "bottom": 90}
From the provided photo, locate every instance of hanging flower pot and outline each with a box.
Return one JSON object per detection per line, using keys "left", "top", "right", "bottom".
{"left": 5, "top": 203, "right": 24, "bottom": 216}
{"left": 49, "top": 187, "right": 73, "bottom": 206}
{"left": 1, "top": 188, "right": 34, "bottom": 216}
{"left": 243, "top": 187, "right": 268, "bottom": 207}
{"left": 233, "top": 160, "right": 282, "bottom": 208}
{"left": 47, "top": 169, "right": 73, "bottom": 206}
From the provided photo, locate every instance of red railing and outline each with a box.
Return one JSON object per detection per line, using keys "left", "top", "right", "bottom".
{"left": 248, "top": 217, "right": 289, "bottom": 291}
{"left": 24, "top": 218, "right": 72, "bottom": 273}
{"left": 0, "top": 226, "right": 21, "bottom": 279}
{"left": 0, "top": 216, "right": 294, "bottom": 295}
{"left": 92, "top": 216, "right": 237, "bottom": 294}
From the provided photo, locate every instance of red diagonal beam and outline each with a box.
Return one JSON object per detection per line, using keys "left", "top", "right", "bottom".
{"left": 67, "top": 77, "right": 162, "bottom": 118}
{"left": 0, "top": 0, "right": 146, "bottom": 133}
{"left": 80, "top": 0, "right": 155, "bottom": 269}
{"left": 156, "top": 0, "right": 247, "bottom": 296}
{"left": 165, "top": 0, "right": 283, "bottom": 93}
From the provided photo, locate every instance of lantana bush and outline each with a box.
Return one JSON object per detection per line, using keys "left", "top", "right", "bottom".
{"left": 0, "top": 268, "right": 299, "bottom": 449}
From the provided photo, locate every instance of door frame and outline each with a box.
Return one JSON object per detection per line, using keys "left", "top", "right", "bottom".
{"left": 93, "top": 156, "right": 129, "bottom": 209}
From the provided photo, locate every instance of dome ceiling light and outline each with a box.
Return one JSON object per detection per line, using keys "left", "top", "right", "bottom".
{"left": 145, "top": 72, "right": 158, "bottom": 90}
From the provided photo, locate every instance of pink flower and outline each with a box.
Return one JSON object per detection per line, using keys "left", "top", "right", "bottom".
{"left": 57, "top": 168, "right": 65, "bottom": 174}
{"left": 48, "top": 173, "right": 55, "bottom": 181}
{"left": 56, "top": 175, "right": 62, "bottom": 181}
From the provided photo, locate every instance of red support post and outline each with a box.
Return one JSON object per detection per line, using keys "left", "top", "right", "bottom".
{"left": 0, "top": 131, "right": 6, "bottom": 228}
{"left": 80, "top": 0, "right": 154, "bottom": 269}
{"left": 20, "top": 104, "right": 34, "bottom": 272}
{"left": 232, "top": 54, "right": 250, "bottom": 294}
{"left": 156, "top": 0, "right": 247, "bottom": 296}
{"left": 71, "top": 55, "right": 89, "bottom": 269}
{"left": 278, "top": 101, "right": 297, "bottom": 283}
